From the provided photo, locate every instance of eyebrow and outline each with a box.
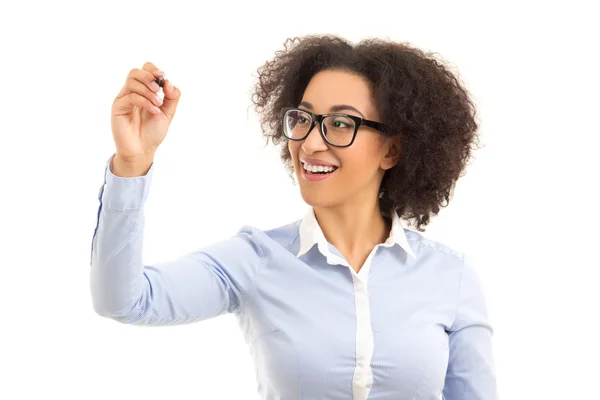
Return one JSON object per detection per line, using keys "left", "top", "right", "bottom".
{"left": 298, "top": 101, "right": 365, "bottom": 119}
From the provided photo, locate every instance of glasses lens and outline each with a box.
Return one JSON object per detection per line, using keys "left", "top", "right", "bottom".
{"left": 322, "top": 115, "right": 356, "bottom": 146}
{"left": 283, "top": 109, "right": 312, "bottom": 140}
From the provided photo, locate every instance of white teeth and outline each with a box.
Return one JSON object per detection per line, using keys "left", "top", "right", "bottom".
{"left": 302, "top": 162, "right": 337, "bottom": 173}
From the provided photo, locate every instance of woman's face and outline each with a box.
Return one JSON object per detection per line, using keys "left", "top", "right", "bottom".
{"left": 288, "top": 69, "right": 399, "bottom": 211}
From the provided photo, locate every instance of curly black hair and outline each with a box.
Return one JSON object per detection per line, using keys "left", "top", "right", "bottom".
{"left": 251, "top": 34, "right": 482, "bottom": 232}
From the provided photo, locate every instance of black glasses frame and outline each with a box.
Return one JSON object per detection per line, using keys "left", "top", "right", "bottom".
{"left": 280, "top": 106, "right": 390, "bottom": 148}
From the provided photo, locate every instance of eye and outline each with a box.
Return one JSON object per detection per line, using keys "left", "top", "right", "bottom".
{"left": 332, "top": 119, "right": 349, "bottom": 128}
{"left": 325, "top": 115, "right": 354, "bottom": 130}
{"left": 298, "top": 116, "right": 309, "bottom": 124}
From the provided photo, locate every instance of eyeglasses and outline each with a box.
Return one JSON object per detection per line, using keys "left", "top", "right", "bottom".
{"left": 280, "top": 106, "right": 389, "bottom": 148}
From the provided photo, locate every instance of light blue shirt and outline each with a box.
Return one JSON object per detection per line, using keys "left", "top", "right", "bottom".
{"left": 90, "top": 154, "right": 498, "bottom": 399}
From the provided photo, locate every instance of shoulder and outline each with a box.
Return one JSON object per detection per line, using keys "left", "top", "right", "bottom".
{"left": 404, "top": 228, "right": 464, "bottom": 261}
{"left": 200, "top": 224, "right": 270, "bottom": 262}
{"left": 234, "top": 219, "right": 302, "bottom": 255}
{"left": 404, "top": 229, "right": 485, "bottom": 290}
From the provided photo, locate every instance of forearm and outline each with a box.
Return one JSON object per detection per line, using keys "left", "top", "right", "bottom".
{"left": 90, "top": 155, "right": 153, "bottom": 317}
{"left": 90, "top": 204, "right": 147, "bottom": 317}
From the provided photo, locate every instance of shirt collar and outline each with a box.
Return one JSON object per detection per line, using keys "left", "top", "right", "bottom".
{"left": 296, "top": 207, "right": 416, "bottom": 261}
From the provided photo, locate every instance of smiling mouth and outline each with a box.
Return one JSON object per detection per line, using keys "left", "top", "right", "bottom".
{"left": 303, "top": 167, "right": 338, "bottom": 175}
{"left": 299, "top": 162, "right": 338, "bottom": 181}
{"left": 301, "top": 161, "right": 338, "bottom": 174}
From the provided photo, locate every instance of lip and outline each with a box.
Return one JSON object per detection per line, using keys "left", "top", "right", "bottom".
{"left": 300, "top": 157, "right": 338, "bottom": 168}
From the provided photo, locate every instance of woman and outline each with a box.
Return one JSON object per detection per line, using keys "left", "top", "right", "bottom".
{"left": 90, "top": 35, "right": 497, "bottom": 399}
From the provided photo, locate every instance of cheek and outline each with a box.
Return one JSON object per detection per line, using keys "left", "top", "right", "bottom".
{"left": 339, "top": 147, "right": 369, "bottom": 171}
{"left": 362, "top": 134, "right": 387, "bottom": 160}
{"left": 287, "top": 141, "right": 297, "bottom": 159}
{"left": 287, "top": 142, "right": 301, "bottom": 169}
{"left": 338, "top": 145, "right": 383, "bottom": 178}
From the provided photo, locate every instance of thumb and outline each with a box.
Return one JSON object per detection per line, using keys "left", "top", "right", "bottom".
{"left": 161, "top": 79, "right": 181, "bottom": 120}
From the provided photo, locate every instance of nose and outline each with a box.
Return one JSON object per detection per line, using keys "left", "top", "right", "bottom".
{"left": 301, "top": 121, "right": 328, "bottom": 154}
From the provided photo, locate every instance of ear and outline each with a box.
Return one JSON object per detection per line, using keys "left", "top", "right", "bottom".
{"left": 380, "top": 138, "right": 401, "bottom": 170}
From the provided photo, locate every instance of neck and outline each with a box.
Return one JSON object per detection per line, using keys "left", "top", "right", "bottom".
{"left": 313, "top": 197, "right": 390, "bottom": 259}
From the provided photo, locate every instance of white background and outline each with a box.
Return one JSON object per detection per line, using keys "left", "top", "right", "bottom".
{"left": 1, "top": 0, "right": 598, "bottom": 398}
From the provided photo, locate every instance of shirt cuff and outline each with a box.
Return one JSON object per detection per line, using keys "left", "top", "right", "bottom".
{"left": 101, "top": 153, "right": 154, "bottom": 211}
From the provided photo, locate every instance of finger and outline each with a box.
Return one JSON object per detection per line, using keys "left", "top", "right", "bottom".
{"left": 117, "top": 68, "right": 163, "bottom": 98}
{"left": 141, "top": 62, "right": 165, "bottom": 86}
{"left": 160, "top": 79, "right": 181, "bottom": 120}
{"left": 141, "top": 61, "right": 163, "bottom": 76}
{"left": 113, "top": 92, "right": 162, "bottom": 116}
{"left": 124, "top": 78, "right": 164, "bottom": 108}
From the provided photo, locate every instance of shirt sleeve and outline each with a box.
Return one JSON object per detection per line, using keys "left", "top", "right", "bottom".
{"left": 89, "top": 154, "right": 265, "bottom": 326}
{"left": 443, "top": 253, "right": 498, "bottom": 399}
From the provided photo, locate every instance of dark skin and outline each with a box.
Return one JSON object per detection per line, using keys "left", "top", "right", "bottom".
{"left": 287, "top": 69, "right": 401, "bottom": 273}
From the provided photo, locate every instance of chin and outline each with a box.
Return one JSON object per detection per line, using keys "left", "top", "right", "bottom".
{"left": 299, "top": 187, "right": 337, "bottom": 209}
{"left": 295, "top": 168, "right": 340, "bottom": 207}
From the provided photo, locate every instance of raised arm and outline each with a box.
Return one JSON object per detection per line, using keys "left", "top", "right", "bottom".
{"left": 89, "top": 154, "right": 265, "bottom": 325}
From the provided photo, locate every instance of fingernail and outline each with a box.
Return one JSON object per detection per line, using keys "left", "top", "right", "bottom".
{"left": 155, "top": 94, "right": 163, "bottom": 105}
{"left": 151, "top": 81, "right": 160, "bottom": 91}
{"left": 167, "top": 81, "right": 174, "bottom": 91}
{"left": 152, "top": 106, "right": 161, "bottom": 114}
